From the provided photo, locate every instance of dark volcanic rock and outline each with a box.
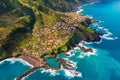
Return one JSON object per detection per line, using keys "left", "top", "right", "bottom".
{"left": 57, "top": 58, "right": 76, "bottom": 70}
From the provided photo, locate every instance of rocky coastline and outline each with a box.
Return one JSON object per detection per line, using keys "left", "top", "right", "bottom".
{"left": 11, "top": 11, "right": 101, "bottom": 80}
{"left": 0, "top": 0, "right": 102, "bottom": 80}
{"left": 16, "top": 41, "right": 97, "bottom": 80}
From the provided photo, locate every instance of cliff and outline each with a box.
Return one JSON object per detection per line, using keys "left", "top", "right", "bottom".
{"left": 0, "top": 0, "right": 101, "bottom": 60}
{"left": 44, "top": 0, "right": 100, "bottom": 12}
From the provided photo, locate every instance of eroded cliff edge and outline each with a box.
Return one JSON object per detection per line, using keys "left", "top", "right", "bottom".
{"left": 0, "top": 0, "right": 101, "bottom": 61}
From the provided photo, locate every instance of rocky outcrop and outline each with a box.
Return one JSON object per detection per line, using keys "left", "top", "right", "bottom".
{"left": 57, "top": 58, "right": 76, "bottom": 70}
{"left": 0, "top": 0, "right": 103, "bottom": 79}
{"left": 0, "top": 0, "right": 101, "bottom": 62}
{"left": 44, "top": 0, "right": 101, "bottom": 12}
{"left": 76, "top": 44, "right": 93, "bottom": 53}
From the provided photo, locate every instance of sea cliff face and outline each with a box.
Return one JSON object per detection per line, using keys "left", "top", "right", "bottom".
{"left": 44, "top": 0, "right": 100, "bottom": 12}
{"left": 0, "top": 0, "right": 101, "bottom": 60}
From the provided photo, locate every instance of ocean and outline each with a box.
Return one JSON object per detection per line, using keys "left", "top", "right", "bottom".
{"left": 0, "top": 0, "right": 120, "bottom": 80}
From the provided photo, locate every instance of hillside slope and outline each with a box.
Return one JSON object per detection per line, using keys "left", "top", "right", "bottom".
{"left": 44, "top": 0, "right": 100, "bottom": 12}
{"left": 0, "top": 0, "right": 100, "bottom": 60}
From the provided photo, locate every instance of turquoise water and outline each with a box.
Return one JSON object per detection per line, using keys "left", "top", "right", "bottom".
{"left": 79, "top": 0, "right": 120, "bottom": 80}
{"left": 0, "top": 59, "right": 30, "bottom": 80}
{"left": 81, "top": 0, "right": 120, "bottom": 63}
{"left": 0, "top": 0, "right": 120, "bottom": 80}
{"left": 46, "top": 58, "right": 60, "bottom": 68}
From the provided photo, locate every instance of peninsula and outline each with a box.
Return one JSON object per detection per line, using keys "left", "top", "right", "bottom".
{"left": 0, "top": 0, "right": 101, "bottom": 79}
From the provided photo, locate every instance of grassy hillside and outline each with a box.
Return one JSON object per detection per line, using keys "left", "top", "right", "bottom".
{"left": 0, "top": 0, "right": 100, "bottom": 60}
{"left": 43, "top": 0, "right": 99, "bottom": 12}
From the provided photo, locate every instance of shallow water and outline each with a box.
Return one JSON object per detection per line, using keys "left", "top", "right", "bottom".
{"left": 46, "top": 58, "right": 60, "bottom": 68}
{"left": 0, "top": 59, "right": 30, "bottom": 80}
{"left": 0, "top": 0, "right": 120, "bottom": 80}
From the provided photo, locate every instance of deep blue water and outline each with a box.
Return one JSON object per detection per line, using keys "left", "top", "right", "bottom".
{"left": 81, "top": 0, "right": 120, "bottom": 62}
{"left": 0, "top": 0, "right": 120, "bottom": 80}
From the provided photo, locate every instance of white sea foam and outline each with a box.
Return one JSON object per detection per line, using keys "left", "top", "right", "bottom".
{"left": 82, "top": 48, "right": 97, "bottom": 57}
{"left": 79, "top": 55, "right": 84, "bottom": 59}
{"left": 76, "top": 9, "right": 83, "bottom": 13}
{"left": 65, "top": 50, "right": 75, "bottom": 57}
{"left": 78, "top": 48, "right": 97, "bottom": 59}
{"left": 40, "top": 56, "right": 81, "bottom": 78}
{"left": 40, "top": 65, "right": 82, "bottom": 78}
{"left": 100, "top": 29, "right": 118, "bottom": 40}
{"left": 81, "top": 2, "right": 97, "bottom": 7}
{"left": 102, "top": 36, "right": 118, "bottom": 40}
{"left": 38, "top": 43, "right": 97, "bottom": 79}
{"left": 77, "top": 1, "right": 118, "bottom": 42}
{"left": 73, "top": 47, "right": 80, "bottom": 50}
{"left": 81, "top": 41, "right": 92, "bottom": 44}
{"left": 65, "top": 42, "right": 97, "bottom": 58}
{"left": 91, "top": 22, "right": 118, "bottom": 41}
{"left": 98, "top": 26, "right": 107, "bottom": 30}
{"left": 77, "top": 42, "right": 97, "bottom": 58}
{"left": 60, "top": 66, "right": 82, "bottom": 78}
{"left": 87, "top": 15, "right": 94, "bottom": 19}
{"left": 0, "top": 58, "right": 33, "bottom": 67}
{"left": 63, "top": 58, "right": 77, "bottom": 68}
{"left": 2, "top": 58, "right": 34, "bottom": 80}
{"left": 14, "top": 77, "right": 25, "bottom": 80}
{"left": 41, "top": 68, "right": 59, "bottom": 76}
{"left": 63, "top": 68, "right": 82, "bottom": 78}
{"left": 99, "top": 20, "right": 104, "bottom": 23}
{"left": 64, "top": 46, "right": 80, "bottom": 57}
{"left": 93, "top": 22, "right": 118, "bottom": 41}
{"left": 77, "top": 1, "right": 100, "bottom": 14}
{"left": 95, "top": 39, "right": 103, "bottom": 44}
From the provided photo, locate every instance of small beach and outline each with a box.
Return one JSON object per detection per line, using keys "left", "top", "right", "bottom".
{"left": 0, "top": 0, "right": 120, "bottom": 80}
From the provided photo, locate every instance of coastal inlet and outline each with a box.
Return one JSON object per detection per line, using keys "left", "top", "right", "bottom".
{"left": 16, "top": 43, "right": 95, "bottom": 80}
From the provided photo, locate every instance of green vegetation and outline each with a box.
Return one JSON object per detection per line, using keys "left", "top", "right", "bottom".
{"left": 0, "top": 0, "right": 100, "bottom": 60}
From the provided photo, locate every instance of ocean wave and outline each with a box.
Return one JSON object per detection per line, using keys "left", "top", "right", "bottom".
{"left": 100, "top": 30, "right": 118, "bottom": 40}
{"left": 40, "top": 56, "right": 81, "bottom": 78}
{"left": 80, "top": 2, "right": 97, "bottom": 7}
{"left": 60, "top": 59, "right": 82, "bottom": 78}
{"left": 95, "top": 39, "right": 103, "bottom": 44}
{"left": 81, "top": 39, "right": 102, "bottom": 45}
{"left": 80, "top": 41, "right": 92, "bottom": 45}
{"left": 40, "top": 65, "right": 82, "bottom": 78}
{"left": 86, "top": 15, "right": 94, "bottom": 19}
{"left": 77, "top": 1, "right": 118, "bottom": 42}
{"left": 64, "top": 46, "right": 80, "bottom": 57}
{"left": 65, "top": 50, "right": 75, "bottom": 57}
{"left": 98, "top": 26, "right": 107, "bottom": 31}
{"left": 76, "top": 9, "right": 83, "bottom": 13}
{"left": 101, "top": 36, "right": 118, "bottom": 40}
{"left": 65, "top": 42, "right": 97, "bottom": 58}
{"left": 77, "top": 1, "right": 100, "bottom": 14}
{"left": 78, "top": 48, "right": 97, "bottom": 58}
{"left": 41, "top": 68, "right": 59, "bottom": 76}
{"left": 94, "top": 22, "right": 118, "bottom": 41}
{"left": 92, "top": 22, "right": 118, "bottom": 41}
{"left": 40, "top": 43, "right": 98, "bottom": 79}
{"left": 77, "top": 42, "right": 97, "bottom": 58}
{"left": 63, "top": 58, "right": 77, "bottom": 68}
{"left": 81, "top": 48, "right": 97, "bottom": 57}
{"left": 63, "top": 68, "right": 82, "bottom": 78}
{"left": 0, "top": 58, "right": 33, "bottom": 67}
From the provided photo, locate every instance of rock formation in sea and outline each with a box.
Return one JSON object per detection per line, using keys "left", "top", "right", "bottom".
{"left": 0, "top": 0, "right": 102, "bottom": 79}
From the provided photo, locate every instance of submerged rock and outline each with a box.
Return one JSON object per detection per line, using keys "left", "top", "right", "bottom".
{"left": 57, "top": 58, "right": 76, "bottom": 70}
{"left": 76, "top": 44, "right": 93, "bottom": 53}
